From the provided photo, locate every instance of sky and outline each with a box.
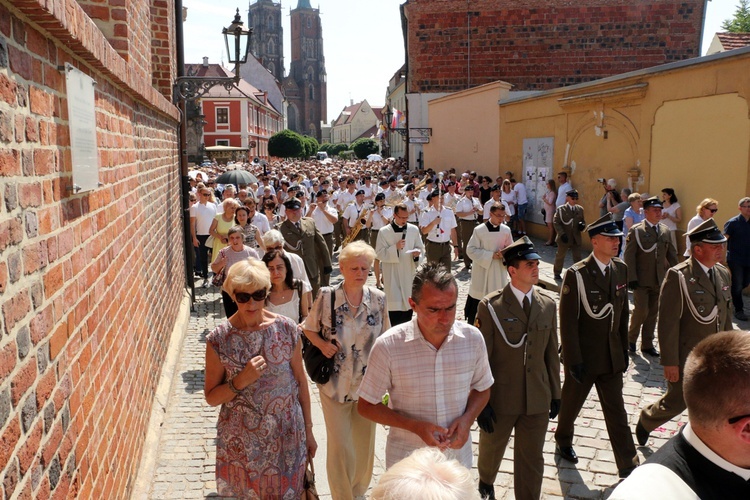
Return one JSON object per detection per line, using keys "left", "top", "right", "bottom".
{"left": 183, "top": 0, "right": 739, "bottom": 124}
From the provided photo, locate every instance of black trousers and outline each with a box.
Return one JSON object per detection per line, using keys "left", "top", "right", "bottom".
{"left": 196, "top": 235, "right": 210, "bottom": 278}
{"left": 388, "top": 309, "right": 413, "bottom": 327}
{"left": 221, "top": 291, "right": 238, "bottom": 318}
{"left": 464, "top": 295, "right": 480, "bottom": 326}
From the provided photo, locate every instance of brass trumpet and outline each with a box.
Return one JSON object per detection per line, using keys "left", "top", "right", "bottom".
{"left": 342, "top": 207, "right": 369, "bottom": 248}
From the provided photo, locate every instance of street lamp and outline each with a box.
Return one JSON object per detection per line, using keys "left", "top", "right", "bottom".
{"left": 174, "top": 7, "right": 252, "bottom": 305}
{"left": 174, "top": 9, "right": 252, "bottom": 102}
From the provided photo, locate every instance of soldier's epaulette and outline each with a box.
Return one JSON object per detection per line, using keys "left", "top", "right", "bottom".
{"left": 611, "top": 257, "right": 625, "bottom": 265}
{"left": 715, "top": 261, "right": 728, "bottom": 272}
{"left": 483, "top": 289, "right": 504, "bottom": 303}
{"left": 672, "top": 260, "right": 690, "bottom": 272}
{"left": 568, "top": 263, "right": 582, "bottom": 273}
{"left": 536, "top": 287, "right": 557, "bottom": 300}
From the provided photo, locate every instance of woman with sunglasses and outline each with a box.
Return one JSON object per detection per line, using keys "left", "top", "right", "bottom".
{"left": 684, "top": 198, "right": 719, "bottom": 258}
{"left": 301, "top": 241, "right": 390, "bottom": 500}
{"left": 262, "top": 249, "right": 310, "bottom": 324}
{"left": 208, "top": 198, "right": 240, "bottom": 264}
{"left": 211, "top": 226, "right": 259, "bottom": 317}
{"left": 205, "top": 258, "right": 316, "bottom": 498}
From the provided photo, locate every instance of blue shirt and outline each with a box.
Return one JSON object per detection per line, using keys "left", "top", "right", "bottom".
{"left": 724, "top": 214, "right": 750, "bottom": 265}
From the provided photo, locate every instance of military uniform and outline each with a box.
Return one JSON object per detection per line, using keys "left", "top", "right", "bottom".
{"left": 555, "top": 254, "right": 639, "bottom": 474}
{"left": 476, "top": 283, "right": 560, "bottom": 500}
{"left": 638, "top": 256, "right": 733, "bottom": 433}
{"left": 552, "top": 193, "right": 585, "bottom": 277}
{"left": 278, "top": 216, "right": 331, "bottom": 298}
{"left": 624, "top": 216, "right": 678, "bottom": 350}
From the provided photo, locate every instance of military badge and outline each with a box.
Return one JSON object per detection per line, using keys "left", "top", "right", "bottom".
{"left": 722, "top": 285, "right": 729, "bottom": 291}
{"left": 562, "top": 285, "right": 570, "bottom": 295}
{"left": 616, "top": 283, "right": 627, "bottom": 291}
{"left": 474, "top": 318, "right": 481, "bottom": 328}
{"left": 689, "top": 277, "right": 696, "bottom": 284}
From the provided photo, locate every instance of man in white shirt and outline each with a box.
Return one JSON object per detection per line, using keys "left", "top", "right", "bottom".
{"left": 420, "top": 190, "right": 459, "bottom": 270}
{"left": 555, "top": 171, "right": 572, "bottom": 208}
{"left": 610, "top": 330, "right": 750, "bottom": 499}
{"left": 308, "top": 190, "right": 338, "bottom": 259}
{"left": 190, "top": 186, "right": 217, "bottom": 282}
{"left": 454, "top": 184, "right": 482, "bottom": 270}
{"left": 358, "top": 263, "right": 493, "bottom": 469}
{"left": 483, "top": 185, "right": 510, "bottom": 222}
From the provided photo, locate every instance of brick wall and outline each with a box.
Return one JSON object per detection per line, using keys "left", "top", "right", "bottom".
{"left": 0, "top": 0, "right": 183, "bottom": 498}
{"left": 403, "top": 0, "right": 705, "bottom": 93}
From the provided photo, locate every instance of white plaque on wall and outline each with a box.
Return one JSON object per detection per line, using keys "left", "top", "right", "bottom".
{"left": 65, "top": 63, "right": 99, "bottom": 193}
{"left": 522, "top": 137, "right": 554, "bottom": 225}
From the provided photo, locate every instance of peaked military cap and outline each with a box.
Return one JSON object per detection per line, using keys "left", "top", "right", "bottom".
{"left": 587, "top": 213, "right": 624, "bottom": 237}
{"left": 687, "top": 218, "right": 727, "bottom": 244}
{"left": 642, "top": 196, "right": 663, "bottom": 209}
{"left": 502, "top": 236, "right": 541, "bottom": 265}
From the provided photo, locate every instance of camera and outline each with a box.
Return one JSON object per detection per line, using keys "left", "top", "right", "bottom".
{"left": 596, "top": 178, "right": 606, "bottom": 184}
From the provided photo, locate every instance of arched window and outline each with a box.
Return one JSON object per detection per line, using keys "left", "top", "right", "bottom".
{"left": 267, "top": 16, "right": 274, "bottom": 29}
{"left": 308, "top": 84, "right": 314, "bottom": 100}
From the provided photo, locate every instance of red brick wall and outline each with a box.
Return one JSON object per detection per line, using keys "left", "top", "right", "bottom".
{"left": 0, "top": 0, "right": 182, "bottom": 498}
{"left": 403, "top": 0, "right": 705, "bottom": 93}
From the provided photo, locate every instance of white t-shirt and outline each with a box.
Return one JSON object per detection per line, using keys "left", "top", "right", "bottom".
{"left": 190, "top": 202, "right": 217, "bottom": 235}
{"left": 513, "top": 182, "right": 528, "bottom": 205}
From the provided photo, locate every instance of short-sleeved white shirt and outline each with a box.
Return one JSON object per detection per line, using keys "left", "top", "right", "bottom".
{"left": 420, "top": 207, "right": 457, "bottom": 243}
{"left": 190, "top": 202, "right": 217, "bottom": 235}
{"left": 357, "top": 318, "right": 494, "bottom": 469}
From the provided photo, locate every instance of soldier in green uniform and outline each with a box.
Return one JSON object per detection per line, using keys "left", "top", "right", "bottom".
{"left": 552, "top": 189, "right": 586, "bottom": 280}
{"left": 474, "top": 237, "right": 561, "bottom": 500}
{"left": 636, "top": 218, "right": 734, "bottom": 445}
{"left": 554, "top": 214, "right": 639, "bottom": 478}
{"left": 624, "top": 196, "right": 678, "bottom": 356}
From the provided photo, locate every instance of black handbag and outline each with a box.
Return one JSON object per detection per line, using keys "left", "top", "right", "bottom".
{"left": 301, "top": 285, "right": 337, "bottom": 384}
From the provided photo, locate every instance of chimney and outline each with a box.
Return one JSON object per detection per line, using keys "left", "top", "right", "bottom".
{"left": 202, "top": 57, "right": 209, "bottom": 67}
{"left": 350, "top": 99, "right": 353, "bottom": 106}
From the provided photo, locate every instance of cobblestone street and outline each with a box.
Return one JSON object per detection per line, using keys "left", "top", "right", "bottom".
{"left": 136, "top": 236, "right": 744, "bottom": 499}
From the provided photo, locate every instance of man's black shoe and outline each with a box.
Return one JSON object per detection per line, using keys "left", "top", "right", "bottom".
{"left": 735, "top": 311, "right": 748, "bottom": 321}
{"left": 628, "top": 343, "right": 636, "bottom": 353}
{"left": 619, "top": 466, "right": 637, "bottom": 478}
{"left": 556, "top": 444, "right": 578, "bottom": 464}
{"left": 635, "top": 420, "right": 650, "bottom": 446}
{"left": 642, "top": 347, "right": 660, "bottom": 357}
{"left": 478, "top": 480, "right": 495, "bottom": 500}
{"left": 554, "top": 274, "right": 562, "bottom": 281}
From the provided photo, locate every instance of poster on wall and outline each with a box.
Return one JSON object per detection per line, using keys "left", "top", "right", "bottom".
{"left": 522, "top": 137, "right": 554, "bottom": 225}
{"left": 65, "top": 63, "right": 99, "bottom": 193}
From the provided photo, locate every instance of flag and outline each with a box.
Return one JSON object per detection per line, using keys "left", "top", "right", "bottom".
{"left": 391, "top": 109, "right": 401, "bottom": 129}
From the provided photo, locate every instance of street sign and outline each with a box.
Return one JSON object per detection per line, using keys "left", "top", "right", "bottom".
{"left": 409, "top": 137, "right": 429, "bottom": 144}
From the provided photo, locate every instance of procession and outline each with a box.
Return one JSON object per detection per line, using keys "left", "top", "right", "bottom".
{"left": 176, "top": 156, "right": 750, "bottom": 499}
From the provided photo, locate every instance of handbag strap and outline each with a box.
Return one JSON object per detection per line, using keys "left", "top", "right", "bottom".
{"left": 329, "top": 284, "right": 337, "bottom": 337}
{"left": 294, "top": 279, "right": 304, "bottom": 323}
{"left": 308, "top": 453, "right": 315, "bottom": 475}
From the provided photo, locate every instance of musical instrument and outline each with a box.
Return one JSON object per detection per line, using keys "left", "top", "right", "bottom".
{"left": 412, "top": 174, "right": 431, "bottom": 194}
{"left": 342, "top": 207, "right": 369, "bottom": 248}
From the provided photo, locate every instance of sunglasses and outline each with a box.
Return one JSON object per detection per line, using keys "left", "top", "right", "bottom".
{"left": 708, "top": 208, "right": 718, "bottom": 213}
{"left": 234, "top": 289, "right": 268, "bottom": 304}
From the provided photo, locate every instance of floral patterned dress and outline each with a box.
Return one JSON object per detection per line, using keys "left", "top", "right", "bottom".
{"left": 206, "top": 316, "right": 306, "bottom": 499}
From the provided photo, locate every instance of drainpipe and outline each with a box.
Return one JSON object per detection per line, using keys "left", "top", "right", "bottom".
{"left": 175, "top": 0, "right": 195, "bottom": 306}
{"left": 467, "top": 0, "right": 471, "bottom": 89}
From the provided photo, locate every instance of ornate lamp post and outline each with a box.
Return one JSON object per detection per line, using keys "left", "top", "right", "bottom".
{"left": 175, "top": 7, "right": 252, "bottom": 304}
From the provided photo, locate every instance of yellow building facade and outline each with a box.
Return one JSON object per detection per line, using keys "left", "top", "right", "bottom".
{"left": 426, "top": 47, "right": 750, "bottom": 249}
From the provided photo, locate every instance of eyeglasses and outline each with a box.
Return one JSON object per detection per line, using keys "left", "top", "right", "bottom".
{"left": 234, "top": 289, "right": 268, "bottom": 303}
{"left": 266, "top": 245, "right": 282, "bottom": 251}
{"left": 708, "top": 208, "right": 718, "bottom": 213}
{"left": 728, "top": 413, "right": 750, "bottom": 424}
{"left": 741, "top": 205, "right": 750, "bottom": 209}
{"left": 201, "top": 193, "right": 210, "bottom": 196}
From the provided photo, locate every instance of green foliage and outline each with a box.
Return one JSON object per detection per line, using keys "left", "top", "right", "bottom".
{"left": 339, "top": 150, "right": 355, "bottom": 160}
{"left": 318, "top": 142, "right": 333, "bottom": 153}
{"left": 268, "top": 130, "right": 305, "bottom": 159}
{"left": 302, "top": 135, "right": 320, "bottom": 158}
{"left": 329, "top": 143, "right": 349, "bottom": 157}
{"left": 351, "top": 138, "right": 380, "bottom": 159}
{"left": 722, "top": 0, "right": 750, "bottom": 32}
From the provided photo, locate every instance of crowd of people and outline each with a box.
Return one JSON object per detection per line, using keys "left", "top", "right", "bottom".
{"left": 191, "top": 157, "right": 749, "bottom": 499}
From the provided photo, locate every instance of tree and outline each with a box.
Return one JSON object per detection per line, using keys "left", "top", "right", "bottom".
{"left": 329, "top": 143, "right": 349, "bottom": 157}
{"left": 268, "top": 129, "right": 304, "bottom": 159}
{"left": 318, "top": 142, "right": 333, "bottom": 153}
{"left": 722, "top": 0, "right": 750, "bottom": 32}
{"left": 351, "top": 138, "right": 380, "bottom": 159}
{"left": 302, "top": 135, "right": 320, "bottom": 158}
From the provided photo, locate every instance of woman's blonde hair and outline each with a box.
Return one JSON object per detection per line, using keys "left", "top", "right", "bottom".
{"left": 223, "top": 258, "right": 270, "bottom": 297}
{"left": 628, "top": 193, "right": 641, "bottom": 203}
{"left": 370, "top": 447, "right": 480, "bottom": 500}
{"left": 696, "top": 198, "right": 718, "bottom": 215}
{"left": 223, "top": 198, "right": 240, "bottom": 210}
{"left": 339, "top": 241, "right": 376, "bottom": 266}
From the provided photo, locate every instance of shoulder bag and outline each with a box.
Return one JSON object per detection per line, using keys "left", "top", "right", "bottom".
{"left": 211, "top": 248, "right": 228, "bottom": 288}
{"left": 303, "top": 454, "right": 319, "bottom": 499}
{"left": 301, "top": 285, "right": 337, "bottom": 384}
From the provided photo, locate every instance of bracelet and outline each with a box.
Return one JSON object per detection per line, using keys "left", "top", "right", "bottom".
{"left": 227, "top": 377, "right": 242, "bottom": 394}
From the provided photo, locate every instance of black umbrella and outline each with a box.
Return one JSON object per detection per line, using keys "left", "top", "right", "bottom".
{"left": 214, "top": 169, "right": 258, "bottom": 186}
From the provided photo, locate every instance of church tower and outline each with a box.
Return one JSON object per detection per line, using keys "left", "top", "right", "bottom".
{"left": 247, "top": 0, "right": 284, "bottom": 82}
{"left": 284, "top": 0, "right": 327, "bottom": 142}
